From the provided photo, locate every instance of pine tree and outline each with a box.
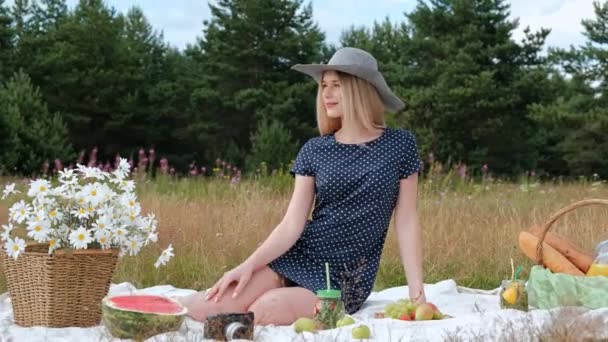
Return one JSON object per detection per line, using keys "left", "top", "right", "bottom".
{"left": 246, "top": 118, "right": 298, "bottom": 173}
{"left": 187, "top": 0, "right": 325, "bottom": 162}
{"left": 0, "top": 70, "right": 74, "bottom": 175}
{"left": 398, "top": 0, "right": 553, "bottom": 175}
{"left": 533, "top": 1, "right": 608, "bottom": 178}
{"left": 0, "top": 0, "right": 14, "bottom": 80}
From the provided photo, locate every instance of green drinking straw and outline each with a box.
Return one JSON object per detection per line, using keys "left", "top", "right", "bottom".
{"left": 514, "top": 265, "right": 524, "bottom": 281}
{"left": 325, "top": 262, "right": 330, "bottom": 290}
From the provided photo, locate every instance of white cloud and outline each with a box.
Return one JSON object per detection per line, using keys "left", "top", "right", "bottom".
{"left": 1, "top": 0, "right": 597, "bottom": 50}
{"left": 310, "top": 0, "right": 414, "bottom": 44}
{"left": 509, "top": 0, "right": 595, "bottom": 50}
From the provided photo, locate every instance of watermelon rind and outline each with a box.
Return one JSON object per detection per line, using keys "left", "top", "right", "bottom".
{"left": 101, "top": 295, "right": 187, "bottom": 340}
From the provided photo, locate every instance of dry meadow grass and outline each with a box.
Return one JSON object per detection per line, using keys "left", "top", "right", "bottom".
{"left": 1, "top": 174, "right": 605, "bottom": 293}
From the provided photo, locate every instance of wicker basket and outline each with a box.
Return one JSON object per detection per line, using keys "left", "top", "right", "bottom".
{"left": 527, "top": 198, "right": 608, "bottom": 309}
{"left": 1, "top": 243, "right": 119, "bottom": 327}
{"left": 534, "top": 198, "right": 608, "bottom": 264}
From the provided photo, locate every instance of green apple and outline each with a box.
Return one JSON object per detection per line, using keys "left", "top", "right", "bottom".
{"left": 293, "top": 317, "right": 316, "bottom": 333}
{"left": 336, "top": 315, "right": 356, "bottom": 327}
{"left": 351, "top": 324, "right": 371, "bottom": 339}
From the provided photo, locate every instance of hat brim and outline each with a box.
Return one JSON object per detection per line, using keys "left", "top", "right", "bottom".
{"left": 291, "top": 64, "right": 405, "bottom": 113}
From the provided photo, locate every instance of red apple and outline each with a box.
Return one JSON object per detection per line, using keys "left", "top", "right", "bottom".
{"left": 399, "top": 314, "right": 411, "bottom": 321}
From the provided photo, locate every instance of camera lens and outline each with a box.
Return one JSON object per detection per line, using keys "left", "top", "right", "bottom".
{"left": 225, "top": 321, "right": 247, "bottom": 340}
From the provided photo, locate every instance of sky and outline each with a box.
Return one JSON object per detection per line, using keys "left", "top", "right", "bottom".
{"left": 4, "top": 0, "right": 598, "bottom": 51}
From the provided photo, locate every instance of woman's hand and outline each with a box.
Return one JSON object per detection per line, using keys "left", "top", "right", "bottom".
{"left": 205, "top": 262, "right": 255, "bottom": 302}
{"left": 411, "top": 288, "right": 427, "bottom": 305}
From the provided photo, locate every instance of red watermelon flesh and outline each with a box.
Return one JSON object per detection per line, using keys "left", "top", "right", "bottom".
{"left": 102, "top": 294, "right": 187, "bottom": 340}
{"left": 109, "top": 295, "right": 184, "bottom": 314}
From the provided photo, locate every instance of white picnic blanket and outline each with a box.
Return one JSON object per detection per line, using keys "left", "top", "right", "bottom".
{"left": 1, "top": 279, "right": 607, "bottom": 341}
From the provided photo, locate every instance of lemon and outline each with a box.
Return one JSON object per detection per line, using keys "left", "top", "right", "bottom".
{"left": 502, "top": 286, "right": 517, "bottom": 305}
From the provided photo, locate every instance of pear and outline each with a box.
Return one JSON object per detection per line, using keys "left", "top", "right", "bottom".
{"left": 414, "top": 303, "right": 435, "bottom": 321}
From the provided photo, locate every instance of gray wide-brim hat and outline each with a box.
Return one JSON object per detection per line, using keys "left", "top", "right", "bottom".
{"left": 291, "top": 47, "right": 405, "bottom": 113}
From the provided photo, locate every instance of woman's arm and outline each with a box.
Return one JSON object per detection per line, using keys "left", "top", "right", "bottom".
{"left": 394, "top": 173, "right": 426, "bottom": 303}
{"left": 205, "top": 175, "right": 316, "bottom": 301}
{"left": 242, "top": 175, "right": 316, "bottom": 271}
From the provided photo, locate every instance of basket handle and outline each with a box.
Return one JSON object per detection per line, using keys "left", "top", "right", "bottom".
{"left": 535, "top": 198, "right": 608, "bottom": 266}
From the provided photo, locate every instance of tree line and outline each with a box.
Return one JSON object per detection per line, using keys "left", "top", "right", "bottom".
{"left": 0, "top": 0, "right": 607, "bottom": 179}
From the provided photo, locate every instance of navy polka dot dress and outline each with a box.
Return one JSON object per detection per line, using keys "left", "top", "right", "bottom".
{"left": 268, "top": 127, "right": 421, "bottom": 314}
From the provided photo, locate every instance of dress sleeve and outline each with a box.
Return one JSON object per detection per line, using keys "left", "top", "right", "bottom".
{"left": 398, "top": 130, "right": 422, "bottom": 179}
{"left": 290, "top": 139, "right": 316, "bottom": 177}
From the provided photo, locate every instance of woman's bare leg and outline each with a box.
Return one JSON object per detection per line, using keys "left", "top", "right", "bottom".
{"left": 247, "top": 287, "right": 319, "bottom": 325}
{"left": 176, "top": 266, "right": 285, "bottom": 321}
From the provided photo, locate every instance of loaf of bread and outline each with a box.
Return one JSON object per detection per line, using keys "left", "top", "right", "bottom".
{"left": 518, "top": 231, "right": 584, "bottom": 276}
{"left": 527, "top": 225, "right": 593, "bottom": 273}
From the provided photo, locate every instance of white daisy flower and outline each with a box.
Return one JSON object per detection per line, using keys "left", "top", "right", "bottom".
{"left": 9, "top": 200, "right": 32, "bottom": 224}
{"left": 69, "top": 226, "right": 92, "bottom": 249}
{"left": 112, "top": 226, "right": 128, "bottom": 244}
{"left": 50, "top": 184, "right": 68, "bottom": 198}
{"left": 5, "top": 237, "right": 26, "bottom": 259}
{"left": 27, "top": 179, "right": 51, "bottom": 198}
{"left": 118, "top": 246, "right": 127, "bottom": 258}
{"left": 30, "top": 209, "right": 46, "bottom": 223}
{"left": 95, "top": 229, "right": 112, "bottom": 249}
{"left": 142, "top": 214, "right": 158, "bottom": 232}
{"left": 96, "top": 204, "right": 115, "bottom": 218}
{"left": 47, "top": 238, "right": 61, "bottom": 254}
{"left": 58, "top": 169, "right": 77, "bottom": 185}
{"left": 118, "top": 180, "right": 135, "bottom": 193}
{"left": 76, "top": 163, "right": 105, "bottom": 180}
{"left": 119, "top": 193, "right": 139, "bottom": 211}
{"left": 71, "top": 206, "right": 90, "bottom": 220}
{"left": 27, "top": 219, "right": 51, "bottom": 243}
{"left": 146, "top": 232, "right": 158, "bottom": 244}
{"left": 47, "top": 208, "right": 63, "bottom": 223}
{"left": 75, "top": 194, "right": 87, "bottom": 207}
{"left": 111, "top": 158, "right": 130, "bottom": 180}
{"left": 1, "top": 223, "right": 14, "bottom": 241}
{"left": 86, "top": 204, "right": 96, "bottom": 216}
{"left": 125, "top": 236, "right": 143, "bottom": 256}
{"left": 125, "top": 209, "right": 140, "bottom": 224}
{"left": 2, "top": 183, "right": 19, "bottom": 199}
{"left": 57, "top": 224, "right": 70, "bottom": 237}
{"left": 34, "top": 196, "right": 57, "bottom": 210}
{"left": 154, "top": 244, "right": 174, "bottom": 268}
{"left": 81, "top": 183, "right": 106, "bottom": 207}
{"left": 98, "top": 184, "right": 115, "bottom": 203}
{"left": 92, "top": 216, "right": 112, "bottom": 232}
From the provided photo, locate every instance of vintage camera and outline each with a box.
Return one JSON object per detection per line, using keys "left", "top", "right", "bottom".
{"left": 203, "top": 311, "right": 254, "bottom": 341}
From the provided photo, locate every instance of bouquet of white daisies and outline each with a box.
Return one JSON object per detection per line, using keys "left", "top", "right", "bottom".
{"left": 1, "top": 158, "right": 174, "bottom": 268}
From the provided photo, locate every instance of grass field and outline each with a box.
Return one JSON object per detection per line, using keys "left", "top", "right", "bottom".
{"left": 1, "top": 172, "right": 607, "bottom": 295}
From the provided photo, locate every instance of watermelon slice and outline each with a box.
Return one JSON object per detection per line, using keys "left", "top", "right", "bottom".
{"left": 102, "top": 295, "right": 187, "bottom": 341}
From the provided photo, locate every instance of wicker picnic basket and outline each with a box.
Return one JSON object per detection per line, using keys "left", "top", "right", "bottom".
{"left": 1, "top": 243, "right": 119, "bottom": 327}
{"left": 527, "top": 199, "right": 608, "bottom": 309}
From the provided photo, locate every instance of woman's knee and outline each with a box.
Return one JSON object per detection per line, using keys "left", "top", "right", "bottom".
{"left": 175, "top": 266, "right": 285, "bottom": 322}
{"left": 248, "top": 287, "right": 318, "bottom": 326}
{"left": 176, "top": 291, "right": 240, "bottom": 322}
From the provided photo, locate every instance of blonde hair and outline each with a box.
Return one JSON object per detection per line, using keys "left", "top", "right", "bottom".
{"left": 316, "top": 71, "right": 386, "bottom": 135}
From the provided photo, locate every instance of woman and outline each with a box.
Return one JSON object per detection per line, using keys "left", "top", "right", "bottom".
{"left": 178, "top": 47, "right": 426, "bottom": 326}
